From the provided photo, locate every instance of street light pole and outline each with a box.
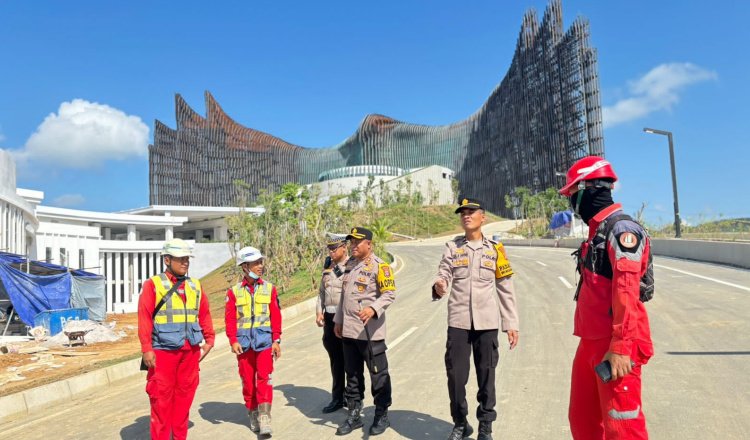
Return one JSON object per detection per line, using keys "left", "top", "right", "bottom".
{"left": 643, "top": 127, "right": 682, "bottom": 238}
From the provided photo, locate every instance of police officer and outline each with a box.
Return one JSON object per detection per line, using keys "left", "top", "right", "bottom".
{"left": 433, "top": 198, "right": 519, "bottom": 440}
{"left": 316, "top": 233, "right": 350, "bottom": 413}
{"left": 225, "top": 246, "right": 282, "bottom": 436}
{"left": 138, "top": 238, "right": 215, "bottom": 440}
{"left": 559, "top": 157, "right": 653, "bottom": 439}
{"left": 333, "top": 227, "right": 395, "bottom": 436}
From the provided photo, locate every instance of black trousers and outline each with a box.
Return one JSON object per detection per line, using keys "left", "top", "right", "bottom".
{"left": 445, "top": 326, "right": 499, "bottom": 423}
{"left": 342, "top": 337, "right": 391, "bottom": 414}
{"left": 322, "top": 312, "right": 346, "bottom": 401}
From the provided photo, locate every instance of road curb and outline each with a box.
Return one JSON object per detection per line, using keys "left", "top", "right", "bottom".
{"left": 0, "top": 295, "right": 320, "bottom": 425}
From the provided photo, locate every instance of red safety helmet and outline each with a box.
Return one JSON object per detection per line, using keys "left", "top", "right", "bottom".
{"left": 558, "top": 156, "right": 618, "bottom": 196}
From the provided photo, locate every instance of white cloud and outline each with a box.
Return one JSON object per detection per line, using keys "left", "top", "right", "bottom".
{"left": 13, "top": 99, "right": 149, "bottom": 168}
{"left": 52, "top": 193, "right": 86, "bottom": 207}
{"left": 603, "top": 63, "right": 717, "bottom": 128}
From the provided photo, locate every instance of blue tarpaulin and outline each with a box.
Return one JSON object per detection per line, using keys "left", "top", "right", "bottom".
{"left": 550, "top": 210, "right": 574, "bottom": 230}
{"left": 0, "top": 252, "right": 103, "bottom": 326}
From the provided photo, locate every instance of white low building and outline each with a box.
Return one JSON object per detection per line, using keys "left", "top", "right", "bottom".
{"left": 30, "top": 205, "right": 262, "bottom": 313}
{"left": 313, "top": 164, "right": 455, "bottom": 207}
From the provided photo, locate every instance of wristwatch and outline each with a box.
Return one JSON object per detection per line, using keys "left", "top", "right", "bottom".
{"left": 273, "top": 339, "right": 281, "bottom": 345}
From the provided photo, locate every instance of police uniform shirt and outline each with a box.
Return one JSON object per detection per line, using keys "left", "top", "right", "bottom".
{"left": 317, "top": 261, "right": 346, "bottom": 314}
{"left": 333, "top": 254, "right": 396, "bottom": 341}
{"left": 435, "top": 235, "right": 519, "bottom": 332}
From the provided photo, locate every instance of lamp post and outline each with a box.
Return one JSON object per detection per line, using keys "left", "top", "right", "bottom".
{"left": 643, "top": 127, "right": 682, "bottom": 238}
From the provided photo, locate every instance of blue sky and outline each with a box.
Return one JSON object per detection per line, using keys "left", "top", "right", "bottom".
{"left": 1, "top": 1, "right": 748, "bottom": 226}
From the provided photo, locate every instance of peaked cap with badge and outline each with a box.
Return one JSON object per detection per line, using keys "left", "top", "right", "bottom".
{"left": 346, "top": 227, "right": 373, "bottom": 241}
{"left": 455, "top": 198, "right": 485, "bottom": 213}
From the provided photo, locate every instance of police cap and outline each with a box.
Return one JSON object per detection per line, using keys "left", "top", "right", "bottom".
{"left": 346, "top": 227, "right": 373, "bottom": 241}
{"left": 455, "top": 197, "right": 485, "bottom": 213}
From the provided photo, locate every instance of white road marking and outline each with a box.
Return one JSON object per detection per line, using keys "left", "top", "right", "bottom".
{"left": 655, "top": 264, "right": 750, "bottom": 292}
{"left": 394, "top": 254, "right": 405, "bottom": 275}
{"left": 558, "top": 276, "right": 573, "bottom": 289}
{"left": 536, "top": 261, "right": 548, "bottom": 267}
{"left": 389, "top": 326, "right": 418, "bottom": 349}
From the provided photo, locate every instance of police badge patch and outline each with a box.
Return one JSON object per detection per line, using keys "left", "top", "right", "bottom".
{"left": 377, "top": 263, "right": 396, "bottom": 292}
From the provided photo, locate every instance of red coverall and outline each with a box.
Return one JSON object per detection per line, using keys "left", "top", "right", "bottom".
{"left": 225, "top": 278, "right": 282, "bottom": 410}
{"left": 569, "top": 203, "right": 654, "bottom": 439}
{"left": 138, "top": 272, "right": 215, "bottom": 440}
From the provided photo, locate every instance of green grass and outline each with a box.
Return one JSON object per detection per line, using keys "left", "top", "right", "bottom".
{"left": 200, "top": 259, "right": 319, "bottom": 314}
{"left": 652, "top": 218, "right": 750, "bottom": 241}
{"left": 358, "top": 204, "right": 504, "bottom": 240}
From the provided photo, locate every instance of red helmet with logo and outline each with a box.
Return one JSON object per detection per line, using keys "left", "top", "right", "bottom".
{"left": 558, "top": 156, "right": 618, "bottom": 196}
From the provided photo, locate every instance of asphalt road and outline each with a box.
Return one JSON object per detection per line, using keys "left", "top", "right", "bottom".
{"left": 1, "top": 242, "right": 748, "bottom": 439}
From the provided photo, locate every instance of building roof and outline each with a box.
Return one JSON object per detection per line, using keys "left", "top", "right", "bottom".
{"left": 36, "top": 205, "right": 188, "bottom": 227}
{"left": 120, "top": 204, "right": 263, "bottom": 221}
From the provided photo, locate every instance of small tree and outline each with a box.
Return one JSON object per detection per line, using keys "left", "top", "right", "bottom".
{"left": 370, "top": 217, "right": 393, "bottom": 262}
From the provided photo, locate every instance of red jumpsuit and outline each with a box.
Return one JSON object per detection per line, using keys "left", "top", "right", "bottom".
{"left": 225, "top": 278, "right": 282, "bottom": 410}
{"left": 569, "top": 203, "right": 654, "bottom": 439}
{"left": 138, "top": 272, "right": 215, "bottom": 440}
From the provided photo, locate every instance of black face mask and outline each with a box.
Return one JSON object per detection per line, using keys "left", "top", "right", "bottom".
{"left": 569, "top": 186, "right": 614, "bottom": 224}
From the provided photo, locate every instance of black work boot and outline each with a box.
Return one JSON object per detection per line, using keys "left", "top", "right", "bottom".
{"left": 323, "top": 398, "right": 344, "bottom": 413}
{"left": 369, "top": 410, "right": 390, "bottom": 436}
{"left": 335, "top": 401, "right": 363, "bottom": 436}
{"left": 447, "top": 421, "right": 474, "bottom": 440}
{"left": 477, "top": 421, "right": 493, "bottom": 440}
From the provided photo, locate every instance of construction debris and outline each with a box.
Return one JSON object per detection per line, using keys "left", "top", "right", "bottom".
{"left": 43, "top": 320, "right": 123, "bottom": 347}
{"left": 17, "top": 346, "right": 49, "bottom": 355}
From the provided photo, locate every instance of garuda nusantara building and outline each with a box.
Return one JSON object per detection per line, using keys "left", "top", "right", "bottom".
{"left": 149, "top": 0, "right": 604, "bottom": 216}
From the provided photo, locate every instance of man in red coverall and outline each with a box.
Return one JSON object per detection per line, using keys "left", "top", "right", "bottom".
{"left": 559, "top": 156, "right": 654, "bottom": 439}
{"left": 225, "top": 246, "right": 282, "bottom": 436}
{"left": 138, "top": 238, "right": 215, "bottom": 440}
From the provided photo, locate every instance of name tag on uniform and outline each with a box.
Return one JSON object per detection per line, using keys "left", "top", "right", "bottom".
{"left": 451, "top": 257, "right": 469, "bottom": 267}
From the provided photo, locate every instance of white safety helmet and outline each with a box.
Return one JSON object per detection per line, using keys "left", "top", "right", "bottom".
{"left": 236, "top": 246, "right": 264, "bottom": 266}
{"left": 161, "top": 238, "right": 193, "bottom": 258}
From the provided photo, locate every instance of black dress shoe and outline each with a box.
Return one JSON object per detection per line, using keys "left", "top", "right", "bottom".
{"left": 369, "top": 412, "right": 390, "bottom": 436}
{"left": 477, "top": 421, "right": 493, "bottom": 440}
{"left": 447, "top": 422, "right": 474, "bottom": 440}
{"left": 323, "top": 399, "right": 344, "bottom": 413}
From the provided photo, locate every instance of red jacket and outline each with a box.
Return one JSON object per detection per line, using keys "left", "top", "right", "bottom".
{"left": 138, "top": 271, "right": 215, "bottom": 353}
{"left": 574, "top": 204, "right": 653, "bottom": 358}
{"left": 225, "top": 277, "right": 282, "bottom": 346}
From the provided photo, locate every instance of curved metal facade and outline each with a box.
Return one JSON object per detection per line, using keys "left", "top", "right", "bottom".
{"left": 149, "top": 0, "right": 604, "bottom": 216}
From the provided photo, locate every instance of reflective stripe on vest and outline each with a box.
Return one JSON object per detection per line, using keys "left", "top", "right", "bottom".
{"left": 234, "top": 281, "right": 273, "bottom": 330}
{"left": 152, "top": 273, "right": 201, "bottom": 324}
